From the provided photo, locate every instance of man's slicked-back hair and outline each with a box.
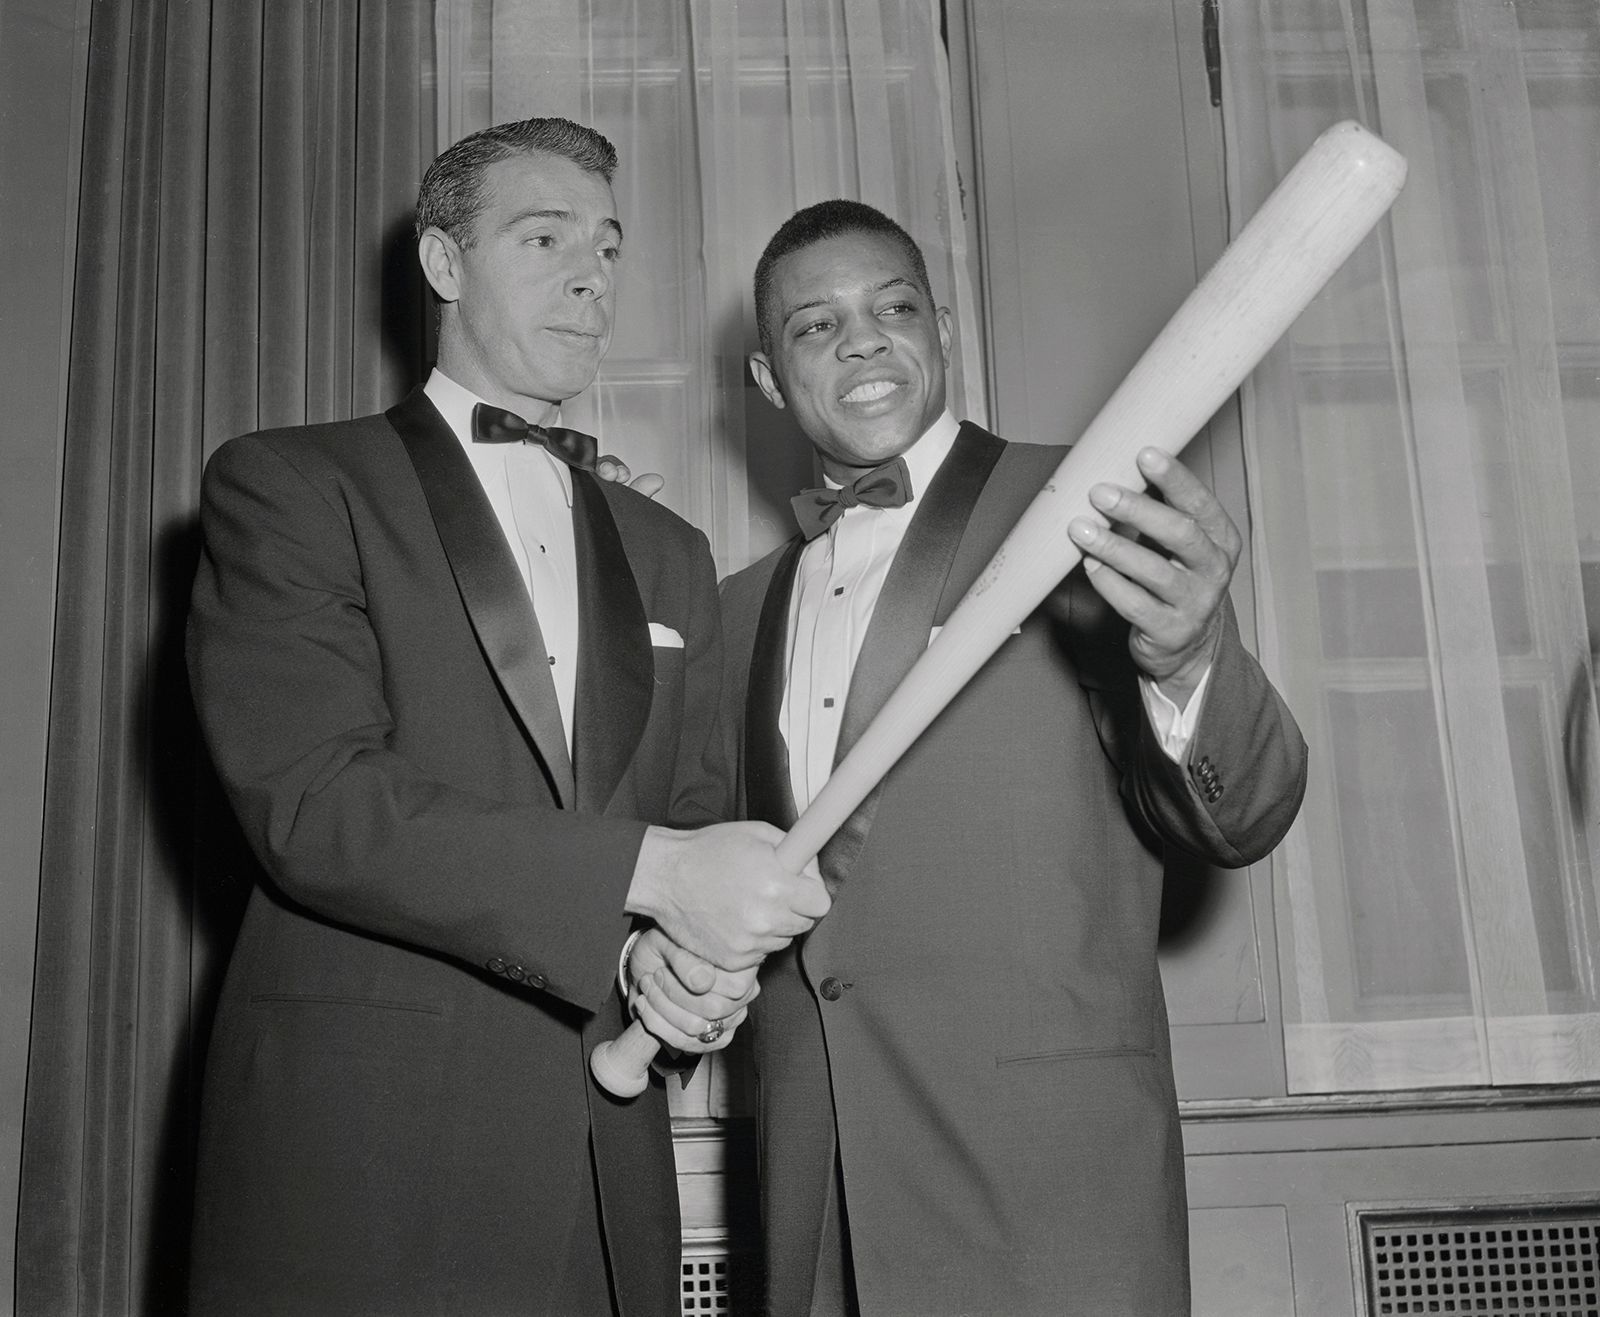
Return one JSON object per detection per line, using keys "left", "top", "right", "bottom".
{"left": 753, "top": 199, "right": 933, "bottom": 356}
{"left": 415, "top": 117, "right": 618, "bottom": 248}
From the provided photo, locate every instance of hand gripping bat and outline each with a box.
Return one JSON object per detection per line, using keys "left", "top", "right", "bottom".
{"left": 590, "top": 119, "right": 1407, "bottom": 1098}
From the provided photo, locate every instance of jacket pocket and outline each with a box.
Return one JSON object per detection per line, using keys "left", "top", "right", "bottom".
{"left": 995, "top": 1043, "right": 1155, "bottom": 1067}
{"left": 249, "top": 991, "right": 444, "bottom": 1017}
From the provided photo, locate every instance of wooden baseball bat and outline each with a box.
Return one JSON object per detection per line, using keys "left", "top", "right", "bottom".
{"left": 590, "top": 119, "right": 1406, "bottom": 1098}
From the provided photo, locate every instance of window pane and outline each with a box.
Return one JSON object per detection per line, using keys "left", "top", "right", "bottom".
{"left": 1328, "top": 687, "right": 1472, "bottom": 1003}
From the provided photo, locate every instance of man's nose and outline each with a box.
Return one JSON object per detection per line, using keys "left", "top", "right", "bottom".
{"left": 837, "top": 314, "right": 890, "bottom": 358}
{"left": 567, "top": 252, "right": 612, "bottom": 300}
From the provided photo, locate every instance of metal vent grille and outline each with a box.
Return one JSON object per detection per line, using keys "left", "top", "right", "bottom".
{"left": 680, "top": 1246, "right": 761, "bottom": 1315}
{"left": 681, "top": 1254, "right": 730, "bottom": 1314}
{"left": 1361, "top": 1206, "right": 1600, "bottom": 1315}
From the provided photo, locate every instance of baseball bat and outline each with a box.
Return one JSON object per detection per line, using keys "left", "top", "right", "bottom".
{"left": 590, "top": 119, "right": 1407, "bottom": 1098}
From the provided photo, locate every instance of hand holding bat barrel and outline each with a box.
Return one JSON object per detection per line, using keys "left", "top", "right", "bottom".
{"left": 593, "top": 119, "right": 1407, "bottom": 1098}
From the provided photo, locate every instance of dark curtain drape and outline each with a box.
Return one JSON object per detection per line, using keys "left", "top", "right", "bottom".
{"left": 17, "top": 3, "right": 435, "bottom": 1311}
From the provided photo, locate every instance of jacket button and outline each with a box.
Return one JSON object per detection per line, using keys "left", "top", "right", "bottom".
{"left": 528, "top": 973, "right": 547, "bottom": 990}
{"left": 506, "top": 964, "right": 525, "bottom": 982}
{"left": 487, "top": 958, "right": 507, "bottom": 974}
{"left": 819, "top": 977, "right": 844, "bottom": 1001}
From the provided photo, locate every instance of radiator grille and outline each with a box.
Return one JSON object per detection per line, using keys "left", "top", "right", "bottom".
{"left": 681, "top": 1254, "right": 730, "bottom": 1314}
{"left": 680, "top": 1246, "right": 761, "bottom": 1315}
{"left": 1361, "top": 1207, "right": 1600, "bottom": 1315}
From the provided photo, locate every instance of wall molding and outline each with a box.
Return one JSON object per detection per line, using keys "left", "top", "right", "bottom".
{"left": 1180, "top": 1083, "right": 1600, "bottom": 1123}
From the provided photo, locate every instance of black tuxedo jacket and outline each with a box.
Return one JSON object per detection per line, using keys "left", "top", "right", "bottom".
{"left": 186, "top": 387, "right": 723, "bottom": 1315}
{"left": 721, "top": 424, "right": 1308, "bottom": 1316}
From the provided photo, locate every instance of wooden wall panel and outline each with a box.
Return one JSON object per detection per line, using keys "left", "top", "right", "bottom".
{"left": 1189, "top": 1205, "right": 1296, "bottom": 1317}
{"left": 957, "top": 0, "right": 1283, "bottom": 1100}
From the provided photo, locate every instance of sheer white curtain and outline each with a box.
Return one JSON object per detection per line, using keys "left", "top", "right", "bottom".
{"left": 432, "top": 0, "right": 983, "bottom": 578}
{"left": 1222, "top": 0, "right": 1600, "bottom": 1091}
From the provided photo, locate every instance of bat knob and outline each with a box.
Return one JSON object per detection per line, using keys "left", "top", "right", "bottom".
{"left": 589, "top": 1022, "right": 656, "bottom": 1098}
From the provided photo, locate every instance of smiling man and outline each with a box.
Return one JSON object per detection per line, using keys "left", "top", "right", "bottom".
{"left": 184, "top": 118, "right": 827, "bottom": 1315}
{"left": 707, "top": 199, "right": 1309, "bottom": 1314}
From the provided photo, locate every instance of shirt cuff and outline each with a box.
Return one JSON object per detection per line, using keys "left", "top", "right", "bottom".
{"left": 617, "top": 928, "right": 645, "bottom": 1006}
{"left": 1140, "top": 664, "right": 1214, "bottom": 762}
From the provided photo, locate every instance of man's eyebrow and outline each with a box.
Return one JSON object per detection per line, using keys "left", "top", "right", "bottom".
{"left": 499, "top": 207, "right": 624, "bottom": 243}
{"left": 780, "top": 275, "right": 915, "bottom": 322}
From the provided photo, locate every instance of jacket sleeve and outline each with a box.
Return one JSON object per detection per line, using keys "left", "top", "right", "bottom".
{"left": 187, "top": 433, "right": 647, "bottom": 1012}
{"left": 1071, "top": 575, "right": 1309, "bottom": 868}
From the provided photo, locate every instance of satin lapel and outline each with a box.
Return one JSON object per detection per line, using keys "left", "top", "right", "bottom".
{"left": 389, "top": 388, "right": 575, "bottom": 806}
{"left": 933, "top": 431, "right": 1058, "bottom": 620}
{"left": 819, "top": 424, "right": 1006, "bottom": 890}
{"left": 744, "top": 537, "right": 805, "bottom": 831}
{"left": 571, "top": 474, "right": 653, "bottom": 813}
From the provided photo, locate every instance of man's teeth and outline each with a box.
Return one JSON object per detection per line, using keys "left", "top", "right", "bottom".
{"left": 841, "top": 380, "right": 898, "bottom": 404}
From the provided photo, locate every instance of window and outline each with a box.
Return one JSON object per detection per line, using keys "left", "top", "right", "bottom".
{"left": 1222, "top": 0, "right": 1600, "bottom": 1091}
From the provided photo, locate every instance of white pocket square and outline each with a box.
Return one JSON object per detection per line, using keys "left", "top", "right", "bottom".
{"left": 648, "top": 622, "right": 684, "bottom": 649}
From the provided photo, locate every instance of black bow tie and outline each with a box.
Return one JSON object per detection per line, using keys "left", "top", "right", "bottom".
{"left": 471, "top": 402, "right": 598, "bottom": 471}
{"left": 790, "top": 456, "right": 914, "bottom": 540}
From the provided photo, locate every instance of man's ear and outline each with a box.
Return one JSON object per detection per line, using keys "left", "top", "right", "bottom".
{"left": 418, "top": 226, "right": 462, "bottom": 303}
{"left": 936, "top": 305, "right": 954, "bottom": 365}
{"left": 748, "top": 352, "right": 786, "bottom": 410}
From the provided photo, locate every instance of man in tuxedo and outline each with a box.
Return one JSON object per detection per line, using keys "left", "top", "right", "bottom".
{"left": 643, "top": 199, "right": 1309, "bottom": 1314}
{"left": 185, "top": 117, "right": 826, "bottom": 1315}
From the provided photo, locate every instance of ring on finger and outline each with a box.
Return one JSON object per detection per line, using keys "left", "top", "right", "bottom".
{"left": 696, "top": 1018, "right": 726, "bottom": 1045}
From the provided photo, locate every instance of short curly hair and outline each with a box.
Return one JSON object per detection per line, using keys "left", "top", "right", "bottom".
{"left": 753, "top": 199, "right": 932, "bottom": 356}
{"left": 414, "top": 117, "right": 618, "bottom": 248}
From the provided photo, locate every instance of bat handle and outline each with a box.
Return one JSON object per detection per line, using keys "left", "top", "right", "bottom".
{"left": 589, "top": 1018, "right": 657, "bottom": 1098}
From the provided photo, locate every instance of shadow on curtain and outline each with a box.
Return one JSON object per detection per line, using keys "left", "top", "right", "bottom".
{"left": 16, "top": 3, "right": 435, "bottom": 1312}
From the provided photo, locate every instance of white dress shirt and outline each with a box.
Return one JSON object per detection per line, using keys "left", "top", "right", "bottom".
{"left": 781, "top": 411, "right": 1210, "bottom": 814}
{"left": 424, "top": 369, "right": 580, "bottom": 752}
